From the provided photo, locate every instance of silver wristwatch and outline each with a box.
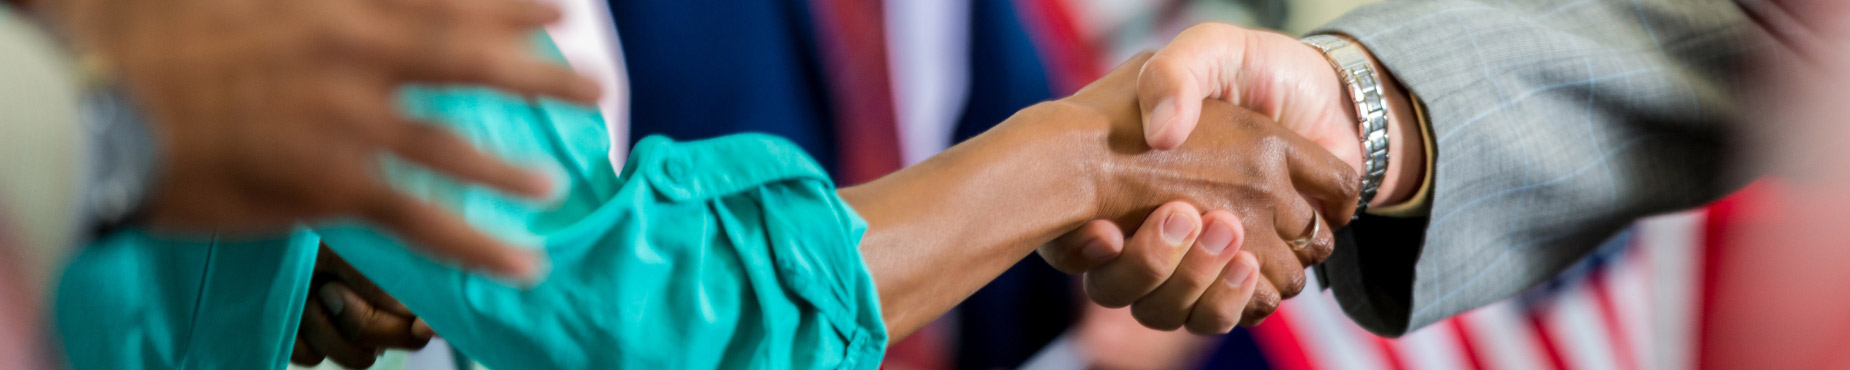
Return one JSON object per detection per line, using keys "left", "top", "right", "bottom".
{"left": 1301, "top": 34, "right": 1388, "bottom": 219}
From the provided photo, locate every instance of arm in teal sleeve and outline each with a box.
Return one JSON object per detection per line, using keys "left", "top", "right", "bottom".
{"left": 319, "top": 132, "right": 887, "bottom": 370}
{"left": 55, "top": 229, "right": 320, "bottom": 370}
{"left": 314, "top": 34, "right": 888, "bottom": 368}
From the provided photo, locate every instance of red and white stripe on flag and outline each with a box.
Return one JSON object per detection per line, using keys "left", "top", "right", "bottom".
{"left": 1250, "top": 198, "right": 1734, "bottom": 370}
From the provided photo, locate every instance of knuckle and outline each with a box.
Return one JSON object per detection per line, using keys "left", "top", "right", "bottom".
{"left": 1246, "top": 290, "right": 1281, "bottom": 322}
{"left": 1301, "top": 245, "right": 1333, "bottom": 267}
{"left": 1138, "top": 50, "right": 1196, "bottom": 80}
{"left": 1275, "top": 269, "right": 1309, "bottom": 299}
{"left": 1124, "top": 254, "right": 1174, "bottom": 288}
{"left": 1256, "top": 133, "right": 1290, "bottom": 154}
{"left": 1339, "top": 169, "right": 1364, "bottom": 198}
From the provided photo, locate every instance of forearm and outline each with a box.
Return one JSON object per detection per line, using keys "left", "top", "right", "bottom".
{"left": 840, "top": 102, "right": 1102, "bottom": 341}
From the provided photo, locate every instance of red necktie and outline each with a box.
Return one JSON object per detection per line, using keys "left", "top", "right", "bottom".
{"left": 810, "top": 0, "right": 904, "bottom": 185}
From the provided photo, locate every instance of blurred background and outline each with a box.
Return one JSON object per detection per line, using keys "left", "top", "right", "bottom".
{"left": 248, "top": 0, "right": 1791, "bottom": 369}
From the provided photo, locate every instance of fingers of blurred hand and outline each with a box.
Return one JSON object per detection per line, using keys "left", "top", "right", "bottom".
{"left": 349, "top": 0, "right": 595, "bottom": 103}
{"left": 318, "top": 79, "right": 404, "bottom": 143}
{"left": 1185, "top": 251, "right": 1261, "bottom": 334}
{"left": 376, "top": 0, "right": 561, "bottom": 29}
{"left": 1128, "top": 211, "right": 1244, "bottom": 330}
{"left": 1041, "top": 220, "right": 1126, "bottom": 274}
{"left": 449, "top": 51, "right": 600, "bottom": 104}
{"left": 413, "top": 35, "right": 599, "bottom": 104}
{"left": 319, "top": 282, "right": 433, "bottom": 349}
{"left": 1138, "top": 23, "right": 1254, "bottom": 150}
{"left": 470, "top": 0, "right": 564, "bottom": 27}
{"left": 1284, "top": 133, "right": 1363, "bottom": 225}
{"left": 1084, "top": 202, "right": 1201, "bottom": 308}
{"left": 359, "top": 188, "right": 546, "bottom": 284}
{"left": 300, "top": 297, "right": 380, "bottom": 369}
{"left": 388, "top": 122, "right": 554, "bottom": 199}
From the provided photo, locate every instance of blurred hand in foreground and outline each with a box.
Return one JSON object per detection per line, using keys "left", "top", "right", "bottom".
{"left": 41, "top": 0, "right": 604, "bottom": 281}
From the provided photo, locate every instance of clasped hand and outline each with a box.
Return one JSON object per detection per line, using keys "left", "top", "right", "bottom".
{"left": 1037, "top": 25, "right": 1373, "bottom": 334}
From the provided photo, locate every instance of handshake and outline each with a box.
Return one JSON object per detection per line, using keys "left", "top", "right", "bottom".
{"left": 1012, "top": 24, "right": 1423, "bottom": 334}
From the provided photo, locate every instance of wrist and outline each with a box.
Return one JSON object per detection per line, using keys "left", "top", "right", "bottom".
{"left": 1310, "top": 34, "right": 1425, "bottom": 211}
{"left": 1370, "top": 66, "right": 1423, "bottom": 208}
{"left": 1337, "top": 36, "right": 1424, "bottom": 208}
{"left": 997, "top": 101, "right": 1113, "bottom": 229}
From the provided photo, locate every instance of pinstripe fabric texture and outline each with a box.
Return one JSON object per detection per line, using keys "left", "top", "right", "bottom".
{"left": 1312, "top": 0, "right": 1760, "bottom": 336}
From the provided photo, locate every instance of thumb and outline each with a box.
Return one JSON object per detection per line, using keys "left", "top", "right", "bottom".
{"left": 1138, "top": 23, "right": 1253, "bottom": 150}
{"left": 1137, "top": 55, "right": 1206, "bottom": 151}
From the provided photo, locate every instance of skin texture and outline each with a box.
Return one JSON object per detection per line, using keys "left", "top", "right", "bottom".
{"left": 844, "top": 53, "right": 1358, "bottom": 340}
{"left": 1044, "top": 23, "right": 1426, "bottom": 328}
{"left": 37, "top": 0, "right": 605, "bottom": 282}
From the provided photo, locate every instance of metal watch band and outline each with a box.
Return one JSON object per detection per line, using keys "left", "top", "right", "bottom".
{"left": 1301, "top": 34, "right": 1388, "bottom": 220}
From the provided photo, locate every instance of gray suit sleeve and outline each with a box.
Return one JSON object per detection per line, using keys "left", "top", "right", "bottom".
{"left": 1310, "top": 0, "right": 1758, "bottom": 336}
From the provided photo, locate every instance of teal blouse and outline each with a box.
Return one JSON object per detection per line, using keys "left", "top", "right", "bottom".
{"left": 54, "top": 35, "right": 887, "bottom": 370}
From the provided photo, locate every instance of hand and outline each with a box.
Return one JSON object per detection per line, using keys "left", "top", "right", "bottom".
{"left": 1037, "top": 52, "right": 1360, "bottom": 333}
{"left": 1134, "top": 23, "right": 1362, "bottom": 165}
{"left": 293, "top": 244, "right": 434, "bottom": 368}
{"left": 44, "top": 0, "right": 601, "bottom": 281}
{"left": 840, "top": 53, "right": 1355, "bottom": 338}
{"left": 1134, "top": 22, "right": 1425, "bottom": 208}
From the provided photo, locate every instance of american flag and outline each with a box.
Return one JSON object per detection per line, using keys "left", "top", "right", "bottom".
{"left": 1246, "top": 186, "right": 1759, "bottom": 370}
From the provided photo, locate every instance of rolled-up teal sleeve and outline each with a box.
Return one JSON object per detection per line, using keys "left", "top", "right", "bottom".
{"left": 319, "top": 133, "right": 889, "bottom": 370}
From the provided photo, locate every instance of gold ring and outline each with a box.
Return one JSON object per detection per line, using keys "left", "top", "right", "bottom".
{"left": 1287, "top": 212, "right": 1322, "bottom": 250}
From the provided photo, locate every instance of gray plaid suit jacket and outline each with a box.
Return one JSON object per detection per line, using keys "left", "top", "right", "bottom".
{"left": 1311, "top": 0, "right": 1759, "bottom": 336}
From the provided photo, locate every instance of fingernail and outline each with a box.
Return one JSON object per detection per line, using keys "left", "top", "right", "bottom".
{"left": 317, "top": 285, "right": 346, "bottom": 315}
{"left": 1225, "top": 252, "right": 1258, "bottom": 286}
{"left": 1081, "top": 240, "right": 1116, "bottom": 261}
{"left": 1145, "top": 98, "right": 1176, "bottom": 140}
{"left": 1198, "top": 220, "right": 1235, "bottom": 255}
{"left": 1162, "top": 211, "right": 1194, "bottom": 245}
